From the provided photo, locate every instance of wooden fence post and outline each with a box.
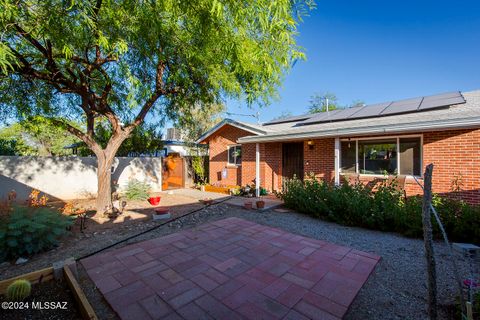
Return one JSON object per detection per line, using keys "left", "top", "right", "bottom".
{"left": 423, "top": 164, "right": 437, "bottom": 320}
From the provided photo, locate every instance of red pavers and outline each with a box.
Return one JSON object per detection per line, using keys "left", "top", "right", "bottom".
{"left": 81, "top": 217, "right": 380, "bottom": 319}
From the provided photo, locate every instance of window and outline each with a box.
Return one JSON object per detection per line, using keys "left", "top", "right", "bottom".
{"left": 399, "top": 138, "right": 421, "bottom": 176}
{"left": 227, "top": 145, "right": 241, "bottom": 165}
{"left": 359, "top": 139, "right": 397, "bottom": 175}
{"left": 340, "top": 136, "right": 422, "bottom": 176}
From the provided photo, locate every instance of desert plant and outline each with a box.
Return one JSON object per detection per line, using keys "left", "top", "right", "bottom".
{"left": 0, "top": 206, "right": 74, "bottom": 262}
{"left": 6, "top": 279, "right": 31, "bottom": 301}
{"left": 27, "top": 189, "right": 48, "bottom": 207}
{"left": 124, "top": 180, "right": 151, "bottom": 201}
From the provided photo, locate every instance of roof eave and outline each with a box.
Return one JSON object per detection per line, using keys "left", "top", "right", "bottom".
{"left": 237, "top": 117, "right": 480, "bottom": 143}
{"left": 195, "top": 119, "right": 267, "bottom": 143}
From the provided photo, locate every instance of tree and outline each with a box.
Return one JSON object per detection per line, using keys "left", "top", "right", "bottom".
{"left": 0, "top": 116, "right": 81, "bottom": 156}
{"left": 0, "top": 0, "right": 313, "bottom": 214}
{"left": 349, "top": 99, "right": 365, "bottom": 108}
{"left": 308, "top": 92, "right": 340, "bottom": 113}
{"left": 78, "top": 122, "right": 164, "bottom": 157}
{"left": 174, "top": 103, "right": 226, "bottom": 143}
{"left": 308, "top": 92, "right": 365, "bottom": 113}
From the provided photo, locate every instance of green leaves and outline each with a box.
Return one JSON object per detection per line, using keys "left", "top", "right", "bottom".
{"left": 0, "top": 206, "right": 73, "bottom": 262}
{"left": 0, "top": 42, "right": 16, "bottom": 75}
{"left": 0, "top": 0, "right": 313, "bottom": 122}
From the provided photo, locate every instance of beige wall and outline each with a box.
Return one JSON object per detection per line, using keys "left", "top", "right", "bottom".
{"left": 0, "top": 156, "right": 162, "bottom": 201}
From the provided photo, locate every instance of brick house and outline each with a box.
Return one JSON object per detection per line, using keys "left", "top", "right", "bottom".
{"left": 197, "top": 90, "right": 480, "bottom": 203}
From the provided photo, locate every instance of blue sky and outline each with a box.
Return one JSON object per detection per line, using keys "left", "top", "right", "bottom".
{"left": 226, "top": 0, "right": 480, "bottom": 123}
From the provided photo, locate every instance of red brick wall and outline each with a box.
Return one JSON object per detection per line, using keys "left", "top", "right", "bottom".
{"left": 303, "top": 138, "right": 335, "bottom": 182}
{"left": 264, "top": 143, "right": 282, "bottom": 191}
{"left": 240, "top": 143, "right": 257, "bottom": 187}
{"left": 422, "top": 129, "right": 480, "bottom": 203}
{"left": 204, "top": 125, "right": 252, "bottom": 186}
{"left": 206, "top": 125, "right": 480, "bottom": 203}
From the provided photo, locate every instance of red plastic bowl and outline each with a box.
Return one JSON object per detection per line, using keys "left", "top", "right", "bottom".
{"left": 148, "top": 196, "right": 161, "bottom": 206}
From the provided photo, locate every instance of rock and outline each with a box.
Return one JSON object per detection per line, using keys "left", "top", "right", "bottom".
{"left": 15, "top": 257, "right": 28, "bottom": 264}
{"left": 0, "top": 261, "right": 10, "bottom": 268}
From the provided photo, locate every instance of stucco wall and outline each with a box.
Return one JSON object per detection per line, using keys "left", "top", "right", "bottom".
{"left": 0, "top": 156, "right": 162, "bottom": 200}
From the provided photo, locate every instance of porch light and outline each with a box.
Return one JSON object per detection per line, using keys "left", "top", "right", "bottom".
{"left": 307, "top": 139, "right": 315, "bottom": 150}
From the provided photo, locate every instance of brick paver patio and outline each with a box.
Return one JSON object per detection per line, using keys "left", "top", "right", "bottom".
{"left": 81, "top": 217, "right": 380, "bottom": 319}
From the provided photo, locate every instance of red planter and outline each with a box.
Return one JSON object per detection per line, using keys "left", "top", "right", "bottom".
{"left": 148, "top": 196, "right": 161, "bottom": 206}
{"left": 256, "top": 200, "right": 265, "bottom": 209}
{"left": 244, "top": 201, "right": 253, "bottom": 210}
{"left": 154, "top": 207, "right": 169, "bottom": 215}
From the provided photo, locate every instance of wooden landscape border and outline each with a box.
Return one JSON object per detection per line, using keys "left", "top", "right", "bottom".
{"left": 205, "top": 185, "right": 236, "bottom": 194}
{"left": 0, "top": 264, "right": 97, "bottom": 320}
{"left": 0, "top": 267, "right": 54, "bottom": 295}
{"left": 63, "top": 265, "right": 98, "bottom": 320}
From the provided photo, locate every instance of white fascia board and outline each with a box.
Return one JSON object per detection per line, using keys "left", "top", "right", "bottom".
{"left": 195, "top": 119, "right": 266, "bottom": 143}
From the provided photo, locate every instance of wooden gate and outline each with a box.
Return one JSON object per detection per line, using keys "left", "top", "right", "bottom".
{"left": 162, "top": 155, "right": 184, "bottom": 190}
{"left": 282, "top": 142, "right": 304, "bottom": 181}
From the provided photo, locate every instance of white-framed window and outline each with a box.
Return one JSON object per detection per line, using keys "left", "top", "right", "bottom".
{"left": 340, "top": 135, "right": 422, "bottom": 176}
{"left": 227, "top": 145, "right": 242, "bottom": 166}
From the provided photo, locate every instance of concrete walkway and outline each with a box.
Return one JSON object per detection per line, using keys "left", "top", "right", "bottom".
{"left": 166, "top": 188, "right": 283, "bottom": 211}
{"left": 81, "top": 217, "right": 379, "bottom": 319}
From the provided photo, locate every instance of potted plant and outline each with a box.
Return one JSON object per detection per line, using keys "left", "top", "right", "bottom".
{"left": 256, "top": 200, "right": 265, "bottom": 209}
{"left": 244, "top": 201, "right": 253, "bottom": 209}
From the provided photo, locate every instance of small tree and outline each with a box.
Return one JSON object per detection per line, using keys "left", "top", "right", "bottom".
{"left": 0, "top": 0, "right": 313, "bottom": 214}
{"left": 308, "top": 92, "right": 339, "bottom": 113}
{"left": 0, "top": 116, "right": 80, "bottom": 156}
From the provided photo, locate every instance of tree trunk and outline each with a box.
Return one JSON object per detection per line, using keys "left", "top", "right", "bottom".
{"left": 94, "top": 132, "right": 129, "bottom": 217}
{"left": 95, "top": 150, "right": 115, "bottom": 216}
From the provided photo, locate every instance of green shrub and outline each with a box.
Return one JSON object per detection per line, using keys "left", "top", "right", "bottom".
{"left": 191, "top": 156, "right": 207, "bottom": 185}
{"left": 0, "top": 206, "right": 73, "bottom": 262}
{"left": 6, "top": 279, "right": 31, "bottom": 301}
{"left": 124, "top": 179, "right": 151, "bottom": 200}
{"left": 278, "top": 176, "right": 480, "bottom": 244}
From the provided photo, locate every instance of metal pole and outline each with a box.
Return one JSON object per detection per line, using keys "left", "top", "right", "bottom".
{"left": 422, "top": 164, "right": 437, "bottom": 320}
{"left": 255, "top": 143, "right": 260, "bottom": 197}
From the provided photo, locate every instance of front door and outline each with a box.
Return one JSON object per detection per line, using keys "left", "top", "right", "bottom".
{"left": 282, "top": 142, "right": 304, "bottom": 180}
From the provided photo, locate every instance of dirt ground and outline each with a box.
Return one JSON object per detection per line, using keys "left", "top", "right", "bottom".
{"left": 0, "top": 191, "right": 213, "bottom": 281}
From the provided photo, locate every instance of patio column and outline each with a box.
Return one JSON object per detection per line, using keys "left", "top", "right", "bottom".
{"left": 256, "top": 143, "right": 260, "bottom": 197}
{"left": 334, "top": 137, "right": 340, "bottom": 185}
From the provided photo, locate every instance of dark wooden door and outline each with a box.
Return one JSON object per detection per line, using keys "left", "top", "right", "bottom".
{"left": 282, "top": 142, "right": 304, "bottom": 180}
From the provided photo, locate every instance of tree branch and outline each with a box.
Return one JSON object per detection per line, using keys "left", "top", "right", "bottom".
{"left": 126, "top": 60, "right": 166, "bottom": 130}
{"left": 49, "top": 118, "right": 101, "bottom": 153}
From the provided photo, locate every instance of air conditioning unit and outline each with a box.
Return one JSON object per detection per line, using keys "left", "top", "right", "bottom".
{"left": 166, "top": 128, "right": 182, "bottom": 141}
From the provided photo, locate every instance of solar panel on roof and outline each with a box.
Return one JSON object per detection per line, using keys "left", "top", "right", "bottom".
{"left": 419, "top": 95, "right": 465, "bottom": 110}
{"left": 422, "top": 91, "right": 461, "bottom": 101}
{"left": 321, "top": 106, "right": 364, "bottom": 121}
{"left": 263, "top": 114, "right": 312, "bottom": 125}
{"left": 347, "top": 102, "right": 391, "bottom": 120}
{"left": 380, "top": 97, "right": 423, "bottom": 115}
{"left": 290, "top": 91, "right": 466, "bottom": 126}
{"left": 300, "top": 109, "right": 343, "bottom": 124}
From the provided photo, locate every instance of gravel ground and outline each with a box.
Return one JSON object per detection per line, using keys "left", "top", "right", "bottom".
{"left": 1, "top": 199, "right": 474, "bottom": 319}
